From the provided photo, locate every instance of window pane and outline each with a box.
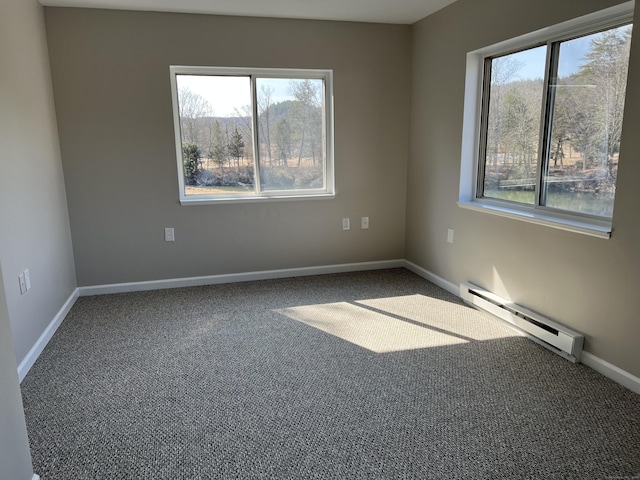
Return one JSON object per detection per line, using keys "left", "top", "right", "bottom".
{"left": 543, "top": 25, "right": 632, "bottom": 217}
{"left": 256, "top": 78, "right": 325, "bottom": 191}
{"left": 175, "top": 75, "right": 255, "bottom": 196}
{"left": 482, "top": 46, "right": 546, "bottom": 204}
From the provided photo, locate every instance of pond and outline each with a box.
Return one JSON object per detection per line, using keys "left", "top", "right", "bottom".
{"left": 484, "top": 189, "right": 614, "bottom": 218}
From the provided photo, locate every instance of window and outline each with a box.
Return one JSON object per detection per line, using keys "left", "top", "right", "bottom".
{"left": 459, "top": 2, "right": 633, "bottom": 237}
{"left": 170, "top": 66, "right": 334, "bottom": 203}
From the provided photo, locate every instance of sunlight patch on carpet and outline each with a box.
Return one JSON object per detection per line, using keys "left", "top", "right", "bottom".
{"left": 276, "top": 300, "right": 467, "bottom": 353}
{"left": 355, "top": 294, "right": 520, "bottom": 342}
{"left": 276, "top": 294, "right": 520, "bottom": 353}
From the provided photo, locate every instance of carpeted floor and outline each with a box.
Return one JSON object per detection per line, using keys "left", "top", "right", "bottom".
{"left": 20, "top": 268, "right": 640, "bottom": 479}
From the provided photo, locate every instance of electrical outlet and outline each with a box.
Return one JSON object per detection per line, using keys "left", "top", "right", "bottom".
{"left": 447, "top": 228, "right": 454, "bottom": 244}
{"left": 164, "top": 227, "right": 175, "bottom": 242}
{"left": 361, "top": 217, "right": 369, "bottom": 229}
{"left": 342, "top": 218, "right": 350, "bottom": 230}
{"left": 18, "top": 273, "right": 27, "bottom": 295}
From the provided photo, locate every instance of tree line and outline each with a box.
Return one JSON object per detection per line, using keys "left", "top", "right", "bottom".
{"left": 485, "top": 25, "right": 631, "bottom": 185}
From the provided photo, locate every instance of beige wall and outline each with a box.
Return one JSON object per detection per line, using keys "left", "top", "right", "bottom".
{"left": 44, "top": 8, "right": 411, "bottom": 286}
{"left": 0, "top": 0, "right": 76, "bottom": 365}
{"left": 40, "top": 2, "right": 639, "bottom": 379}
{"left": 0, "top": 263, "right": 34, "bottom": 480}
{"left": 408, "top": 0, "right": 640, "bottom": 376}
{"left": 0, "top": 2, "right": 64, "bottom": 474}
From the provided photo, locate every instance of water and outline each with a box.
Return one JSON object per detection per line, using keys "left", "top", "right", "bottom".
{"left": 484, "top": 189, "right": 614, "bottom": 218}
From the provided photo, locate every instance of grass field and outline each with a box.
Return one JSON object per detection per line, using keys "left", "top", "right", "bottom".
{"left": 185, "top": 185, "right": 254, "bottom": 195}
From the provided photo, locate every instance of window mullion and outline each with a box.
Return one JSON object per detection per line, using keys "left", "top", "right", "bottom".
{"left": 536, "top": 42, "right": 561, "bottom": 208}
{"left": 250, "top": 76, "right": 261, "bottom": 194}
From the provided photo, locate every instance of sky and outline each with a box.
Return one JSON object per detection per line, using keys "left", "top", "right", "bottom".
{"left": 175, "top": 75, "right": 310, "bottom": 117}
{"left": 508, "top": 35, "right": 592, "bottom": 82}
{"left": 505, "top": 23, "right": 632, "bottom": 82}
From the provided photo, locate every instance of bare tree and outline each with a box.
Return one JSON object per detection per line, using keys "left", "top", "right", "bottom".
{"left": 178, "top": 87, "right": 211, "bottom": 146}
{"left": 289, "top": 79, "right": 321, "bottom": 167}
{"left": 487, "top": 56, "right": 524, "bottom": 167}
{"left": 502, "top": 86, "right": 538, "bottom": 173}
{"left": 559, "top": 26, "right": 631, "bottom": 174}
{"left": 274, "top": 117, "right": 292, "bottom": 167}
{"left": 577, "top": 26, "right": 631, "bottom": 174}
{"left": 257, "top": 85, "right": 275, "bottom": 168}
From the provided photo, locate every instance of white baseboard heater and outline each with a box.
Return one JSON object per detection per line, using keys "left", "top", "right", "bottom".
{"left": 460, "top": 282, "right": 584, "bottom": 363}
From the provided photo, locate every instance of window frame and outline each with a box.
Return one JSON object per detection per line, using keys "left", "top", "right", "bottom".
{"left": 169, "top": 66, "right": 335, "bottom": 205}
{"left": 459, "top": 2, "right": 634, "bottom": 238}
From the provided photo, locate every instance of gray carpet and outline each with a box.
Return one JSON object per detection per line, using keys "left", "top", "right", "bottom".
{"left": 20, "top": 268, "right": 640, "bottom": 479}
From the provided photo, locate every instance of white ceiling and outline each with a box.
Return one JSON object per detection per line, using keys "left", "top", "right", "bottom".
{"left": 38, "top": 0, "right": 458, "bottom": 25}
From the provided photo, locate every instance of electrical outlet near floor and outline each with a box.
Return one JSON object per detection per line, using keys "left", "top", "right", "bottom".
{"left": 18, "top": 269, "right": 32, "bottom": 294}
{"left": 18, "top": 272, "right": 27, "bottom": 294}
{"left": 164, "top": 227, "right": 175, "bottom": 242}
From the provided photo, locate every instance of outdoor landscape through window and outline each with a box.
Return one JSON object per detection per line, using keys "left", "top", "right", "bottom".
{"left": 480, "top": 23, "right": 632, "bottom": 218}
{"left": 172, "top": 69, "right": 330, "bottom": 200}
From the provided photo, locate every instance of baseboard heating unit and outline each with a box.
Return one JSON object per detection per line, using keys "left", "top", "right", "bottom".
{"left": 460, "top": 282, "right": 584, "bottom": 363}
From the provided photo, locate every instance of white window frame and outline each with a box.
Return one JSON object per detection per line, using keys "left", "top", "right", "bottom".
{"left": 170, "top": 66, "right": 335, "bottom": 205}
{"left": 458, "top": 1, "right": 634, "bottom": 238}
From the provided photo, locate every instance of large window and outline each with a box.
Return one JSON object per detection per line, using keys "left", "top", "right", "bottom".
{"left": 170, "top": 67, "right": 334, "bottom": 203}
{"left": 460, "top": 2, "right": 633, "bottom": 237}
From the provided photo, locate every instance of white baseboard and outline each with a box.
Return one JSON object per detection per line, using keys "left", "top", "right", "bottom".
{"left": 404, "top": 260, "right": 640, "bottom": 395}
{"left": 18, "top": 288, "right": 79, "bottom": 383}
{"left": 78, "top": 260, "right": 406, "bottom": 296}
{"left": 402, "top": 260, "right": 459, "bottom": 295}
{"left": 581, "top": 351, "right": 640, "bottom": 395}
{"left": 19, "top": 260, "right": 640, "bottom": 398}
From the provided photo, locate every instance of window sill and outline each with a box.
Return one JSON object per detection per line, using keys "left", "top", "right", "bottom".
{"left": 180, "top": 192, "right": 336, "bottom": 206}
{"left": 457, "top": 200, "right": 612, "bottom": 239}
